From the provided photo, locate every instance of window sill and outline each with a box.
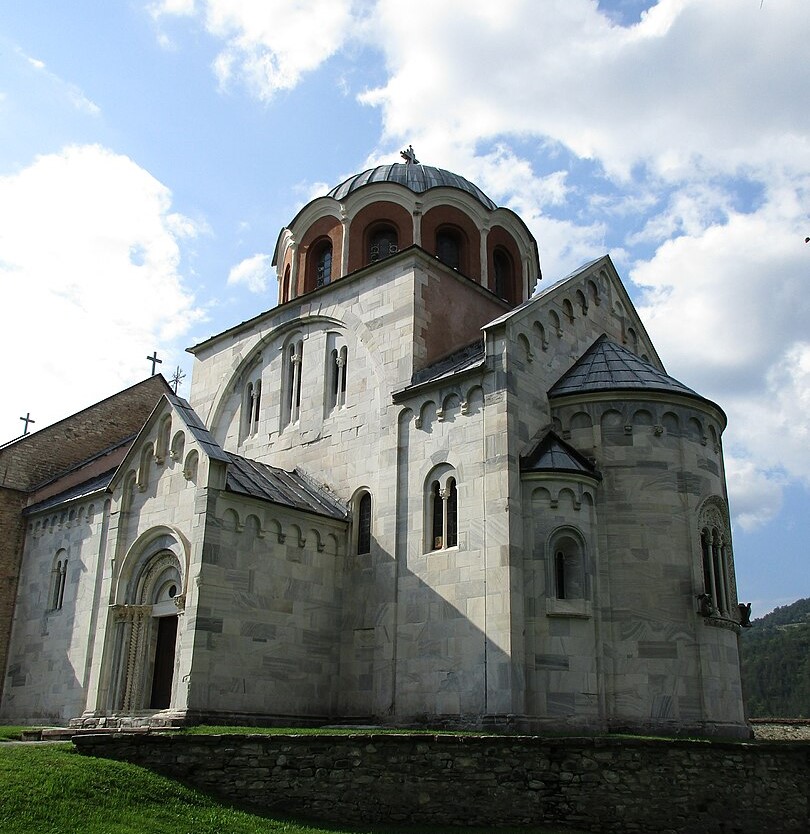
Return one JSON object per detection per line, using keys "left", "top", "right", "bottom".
{"left": 701, "top": 615, "right": 741, "bottom": 633}
{"left": 546, "top": 598, "right": 592, "bottom": 619}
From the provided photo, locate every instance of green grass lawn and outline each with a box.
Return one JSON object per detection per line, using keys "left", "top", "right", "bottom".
{"left": 0, "top": 743, "right": 590, "bottom": 834}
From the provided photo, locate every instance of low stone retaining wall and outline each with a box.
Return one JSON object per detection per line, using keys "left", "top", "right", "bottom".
{"left": 73, "top": 732, "right": 809, "bottom": 833}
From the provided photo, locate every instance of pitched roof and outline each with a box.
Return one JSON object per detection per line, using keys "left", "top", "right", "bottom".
{"left": 225, "top": 454, "right": 348, "bottom": 522}
{"left": 24, "top": 468, "right": 117, "bottom": 515}
{"left": 168, "top": 395, "right": 230, "bottom": 463}
{"left": 548, "top": 335, "right": 700, "bottom": 400}
{"left": 405, "top": 340, "right": 486, "bottom": 390}
{"left": 521, "top": 431, "right": 601, "bottom": 480}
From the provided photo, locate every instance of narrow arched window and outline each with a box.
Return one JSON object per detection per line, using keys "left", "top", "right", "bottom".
{"left": 549, "top": 533, "right": 585, "bottom": 600}
{"left": 242, "top": 382, "right": 254, "bottom": 440}
{"left": 369, "top": 225, "right": 398, "bottom": 263}
{"left": 436, "top": 228, "right": 461, "bottom": 270}
{"left": 446, "top": 478, "right": 457, "bottom": 547}
{"left": 316, "top": 242, "right": 332, "bottom": 287}
{"left": 493, "top": 247, "right": 513, "bottom": 300}
{"left": 252, "top": 379, "right": 261, "bottom": 432}
{"left": 555, "top": 550, "right": 567, "bottom": 599}
{"left": 50, "top": 552, "right": 68, "bottom": 611}
{"left": 357, "top": 492, "right": 372, "bottom": 555}
{"left": 325, "top": 337, "right": 347, "bottom": 414}
{"left": 282, "top": 264, "right": 292, "bottom": 304}
{"left": 431, "top": 480, "right": 443, "bottom": 549}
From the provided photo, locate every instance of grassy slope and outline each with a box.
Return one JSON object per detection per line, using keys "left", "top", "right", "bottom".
{"left": 0, "top": 744, "right": 587, "bottom": 834}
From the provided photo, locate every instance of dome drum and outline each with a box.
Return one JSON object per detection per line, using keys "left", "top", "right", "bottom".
{"left": 273, "top": 162, "right": 541, "bottom": 308}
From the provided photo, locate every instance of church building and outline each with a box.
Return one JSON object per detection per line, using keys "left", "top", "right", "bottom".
{"left": 0, "top": 157, "right": 749, "bottom": 737}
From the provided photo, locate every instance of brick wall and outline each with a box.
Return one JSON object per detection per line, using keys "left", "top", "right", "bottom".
{"left": 0, "top": 375, "right": 170, "bottom": 492}
{"left": 73, "top": 733, "right": 809, "bottom": 833}
{"left": 0, "top": 375, "right": 170, "bottom": 702}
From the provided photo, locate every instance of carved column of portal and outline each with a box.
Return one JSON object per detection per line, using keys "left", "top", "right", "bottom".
{"left": 113, "top": 604, "right": 152, "bottom": 712}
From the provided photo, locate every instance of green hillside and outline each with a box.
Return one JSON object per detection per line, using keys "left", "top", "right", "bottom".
{"left": 739, "top": 597, "right": 810, "bottom": 718}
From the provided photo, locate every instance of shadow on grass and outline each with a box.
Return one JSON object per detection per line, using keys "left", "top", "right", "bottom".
{"left": 0, "top": 744, "right": 592, "bottom": 834}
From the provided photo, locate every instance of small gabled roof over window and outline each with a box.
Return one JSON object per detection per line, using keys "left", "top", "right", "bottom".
{"left": 520, "top": 431, "right": 601, "bottom": 480}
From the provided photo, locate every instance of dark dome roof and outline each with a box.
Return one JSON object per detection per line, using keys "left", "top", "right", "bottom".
{"left": 327, "top": 163, "right": 498, "bottom": 211}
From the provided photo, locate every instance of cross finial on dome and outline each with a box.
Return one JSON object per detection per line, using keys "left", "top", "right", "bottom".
{"left": 400, "top": 144, "right": 419, "bottom": 165}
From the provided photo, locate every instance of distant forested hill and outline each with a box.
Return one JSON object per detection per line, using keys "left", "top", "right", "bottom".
{"left": 739, "top": 597, "right": 810, "bottom": 718}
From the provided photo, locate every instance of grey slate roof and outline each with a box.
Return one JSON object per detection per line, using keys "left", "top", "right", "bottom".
{"left": 521, "top": 432, "right": 601, "bottom": 480}
{"left": 327, "top": 164, "right": 498, "bottom": 211}
{"left": 169, "top": 395, "right": 230, "bottom": 463}
{"left": 407, "top": 340, "right": 486, "bottom": 389}
{"left": 24, "top": 469, "right": 117, "bottom": 515}
{"left": 225, "top": 454, "right": 348, "bottom": 522}
{"left": 549, "top": 335, "right": 699, "bottom": 399}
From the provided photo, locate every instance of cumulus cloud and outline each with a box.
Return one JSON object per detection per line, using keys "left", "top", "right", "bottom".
{"left": 362, "top": 0, "right": 810, "bottom": 182}
{"left": 145, "top": 0, "right": 809, "bottom": 531}
{"left": 0, "top": 145, "right": 204, "bottom": 436}
{"left": 723, "top": 456, "right": 785, "bottom": 533}
{"left": 227, "top": 253, "right": 272, "bottom": 293}
{"left": 154, "top": 0, "right": 360, "bottom": 99}
{"left": 632, "top": 178, "right": 810, "bottom": 527}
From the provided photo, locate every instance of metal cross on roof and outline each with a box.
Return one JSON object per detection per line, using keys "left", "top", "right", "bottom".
{"left": 169, "top": 365, "right": 186, "bottom": 394}
{"left": 147, "top": 351, "right": 163, "bottom": 376}
{"left": 19, "top": 412, "right": 35, "bottom": 435}
{"left": 400, "top": 144, "right": 419, "bottom": 165}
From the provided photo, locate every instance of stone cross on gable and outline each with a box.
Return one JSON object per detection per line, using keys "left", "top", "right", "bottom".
{"left": 400, "top": 145, "right": 419, "bottom": 165}
{"left": 19, "top": 412, "right": 35, "bottom": 435}
{"left": 147, "top": 351, "right": 162, "bottom": 376}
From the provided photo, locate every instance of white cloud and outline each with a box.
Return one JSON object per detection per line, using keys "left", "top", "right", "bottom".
{"left": 0, "top": 145, "right": 205, "bottom": 437}
{"left": 21, "top": 48, "right": 101, "bottom": 116}
{"left": 723, "top": 455, "right": 784, "bottom": 533}
{"left": 632, "top": 178, "right": 810, "bottom": 527}
{"left": 155, "top": 0, "right": 360, "bottom": 99}
{"left": 362, "top": 0, "right": 810, "bottom": 182}
{"left": 227, "top": 253, "right": 272, "bottom": 293}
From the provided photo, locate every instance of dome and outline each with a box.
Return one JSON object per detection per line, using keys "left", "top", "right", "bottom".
{"left": 326, "top": 163, "right": 498, "bottom": 211}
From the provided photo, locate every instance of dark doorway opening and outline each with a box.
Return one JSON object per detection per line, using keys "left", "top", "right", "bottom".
{"left": 149, "top": 615, "right": 177, "bottom": 709}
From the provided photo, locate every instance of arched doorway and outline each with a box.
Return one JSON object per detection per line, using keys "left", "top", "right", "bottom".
{"left": 110, "top": 544, "right": 184, "bottom": 715}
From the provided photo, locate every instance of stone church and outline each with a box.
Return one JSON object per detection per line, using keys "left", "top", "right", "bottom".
{"left": 0, "top": 159, "right": 749, "bottom": 737}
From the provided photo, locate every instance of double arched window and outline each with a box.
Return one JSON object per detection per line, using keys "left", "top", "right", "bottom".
{"left": 426, "top": 466, "right": 458, "bottom": 551}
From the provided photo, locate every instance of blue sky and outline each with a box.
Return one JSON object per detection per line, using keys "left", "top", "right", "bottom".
{"left": 1, "top": 0, "right": 808, "bottom": 617}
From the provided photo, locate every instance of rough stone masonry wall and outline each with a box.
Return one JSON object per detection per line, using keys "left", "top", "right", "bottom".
{"left": 0, "top": 487, "right": 26, "bottom": 702}
{"left": 73, "top": 733, "right": 809, "bottom": 834}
